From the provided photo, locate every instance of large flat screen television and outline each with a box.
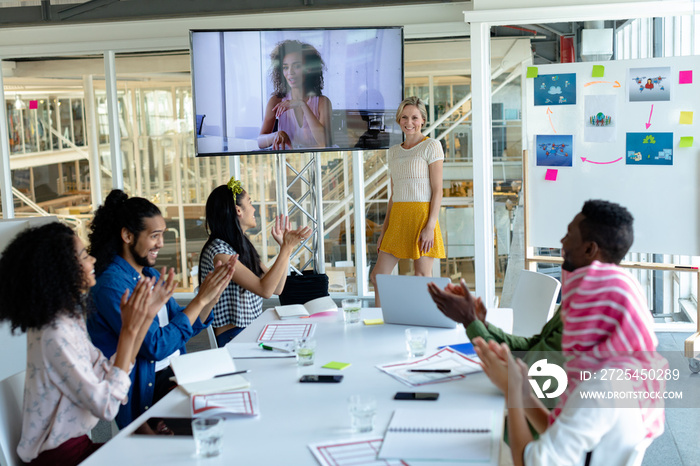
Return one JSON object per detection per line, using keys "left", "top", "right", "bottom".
{"left": 190, "top": 27, "right": 404, "bottom": 156}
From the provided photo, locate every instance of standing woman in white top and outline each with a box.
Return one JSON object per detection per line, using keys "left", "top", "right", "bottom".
{"left": 0, "top": 222, "right": 171, "bottom": 466}
{"left": 370, "top": 96, "right": 446, "bottom": 305}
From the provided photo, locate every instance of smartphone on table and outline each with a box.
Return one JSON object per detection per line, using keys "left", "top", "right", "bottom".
{"left": 299, "top": 375, "right": 343, "bottom": 383}
{"left": 394, "top": 392, "right": 439, "bottom": 400}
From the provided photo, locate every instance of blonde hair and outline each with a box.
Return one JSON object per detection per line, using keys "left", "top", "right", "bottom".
{"left": 395, "top": 96, "right": 428, "bottom": 125}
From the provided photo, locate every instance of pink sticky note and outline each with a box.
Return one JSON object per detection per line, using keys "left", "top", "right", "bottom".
{"left": 544, "top": 169, "right": 558, "bottom": 181}
{"left": 679, "top": 70, "right": 692, "bottom": 84}
{"left": 29, "top": 100, "right": 38, "bottom": 110}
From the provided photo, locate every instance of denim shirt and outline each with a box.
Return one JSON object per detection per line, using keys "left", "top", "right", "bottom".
{"left": 87, "top": 255, "right": 211, "bottom": 428}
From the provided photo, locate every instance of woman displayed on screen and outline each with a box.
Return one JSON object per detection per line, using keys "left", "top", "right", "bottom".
{"left": 258, "top": 40, "right": 332, "bottom": 151}
{"left": 369, "top": 97, "right": 446, "bottom": 306}
{"left": 199, "top": 178, "right": 311, "bottom": 347}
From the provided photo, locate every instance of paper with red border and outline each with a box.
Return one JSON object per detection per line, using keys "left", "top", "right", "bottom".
{"left": 376, "top": 348, "right": 482, "bottom": 386}
{"left": 308, "top": 437, "right": 406, "bottom": 466}
{"left": 257, "top": 323, "right": 316, "bottom": 342}
{"left": 191, "top": 390, "right": 259, "bottom": 418}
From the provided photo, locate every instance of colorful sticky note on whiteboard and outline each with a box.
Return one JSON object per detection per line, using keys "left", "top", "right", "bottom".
{"left": 679, "top": 137, "right": 694, "bottom": 148}
{"left": 591, "top": 65, "right": 605, "bottom": 78}
{"left": 29, "top": 100, "right": 38, "bottom": 110}
{"left": 526, "top": 67, "right": 538, "bottom": 78}
{"left": 680, "top": 111, "right": 693, "bottom": 125}
{"left": 679, "top": 70, "right": 693, "bottom": 84}
{"left": 544, "top": 169, "right": 558, "bottom": 181}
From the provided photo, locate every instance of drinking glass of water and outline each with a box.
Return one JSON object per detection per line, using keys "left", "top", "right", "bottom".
{"left": 295, "top": 337, "right": 316, "bottom": 366}
{"left": 192, "top": 417, "right": 224, "bottom": 457}
{"left": 348, "top": 395, "right": 377, "bottom": 433}
{"left": 405, "top": 328, "right": 428, "bottom": 358}
{"left": 342, "top": 298, "right": 362, "bottom": 324}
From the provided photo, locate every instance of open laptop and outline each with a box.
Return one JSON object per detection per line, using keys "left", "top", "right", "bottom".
{"left": 376, "top": 274, "right": 457, "bottom": 328}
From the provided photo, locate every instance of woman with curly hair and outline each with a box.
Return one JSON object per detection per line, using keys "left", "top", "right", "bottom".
{"left": 0, "top": 222, "right": 169, "bottom": 466}
{"left": 199, "top": 178, "right": 311, "bottom": 347}
{"left": 257, "top": 39, "right": 332, "bottom": 150}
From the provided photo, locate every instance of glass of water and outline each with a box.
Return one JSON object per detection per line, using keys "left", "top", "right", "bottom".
{"left": 295, "top": 337, "right": 316, "bottom": 366}
{"left": 341, "top": 298, "right": 362, "bottom": 324}
{"left": 348, "top": 395, "right": 377, "bottom": 433}
{"left": 192, "top": 417, "right": 224, "bottom": 457}
{"left": 405, "top": 328, "right": 428, "bottom": 358}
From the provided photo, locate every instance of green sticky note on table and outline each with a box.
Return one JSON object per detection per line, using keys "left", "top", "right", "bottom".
{"left": 526, "top": 67, "right": 538, "bottom": 78}
{"left": 322, "top": 361, "right": 351, "bottom": 370}
{"left": 591, "top": 65, "right": 605, "bottom": 77}
{"left": 363, "top": 318, "right": 384, "bottom": 325}
{"left": 680, "top": 136, "right": 694, "bottom": 147}
{"left": 680, "top": 111, "right": 693, "bottom": 125}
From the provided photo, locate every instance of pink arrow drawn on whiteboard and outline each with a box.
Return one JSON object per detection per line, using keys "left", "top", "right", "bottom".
{"left": 580, "top": 156, "right": 623, "bottom": 165}
{"left": 546, "top": 107, "right": 557, "bottom": 133}
{"left": 645, "top": 104, "right": 654, "bottom": 129}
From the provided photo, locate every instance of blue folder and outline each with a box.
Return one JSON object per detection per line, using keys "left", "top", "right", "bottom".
{"left": 438, "top": 342, "right": 476, "bottom": 356}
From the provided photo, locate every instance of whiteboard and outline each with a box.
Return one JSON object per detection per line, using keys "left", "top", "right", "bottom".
{"left": 524, "top": 56, "right": 700, "bottom": 256}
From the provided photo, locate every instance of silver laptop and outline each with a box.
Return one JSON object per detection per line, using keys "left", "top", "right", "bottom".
{"left": 376, "top": 275, "right": 457, "bottom": 328}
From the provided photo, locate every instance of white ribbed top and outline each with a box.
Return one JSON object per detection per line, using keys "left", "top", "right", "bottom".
{"left": 388, "top": 138, "right": 444, "bottom": 203}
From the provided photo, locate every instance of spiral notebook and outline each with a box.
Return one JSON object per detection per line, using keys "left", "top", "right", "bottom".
{"left": 378, "top": 408, "right": 495, "bottom": 462}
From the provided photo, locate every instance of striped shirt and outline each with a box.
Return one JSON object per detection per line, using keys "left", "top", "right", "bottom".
{"left": 552, "top": 260, "right": 666, "bottom": 439}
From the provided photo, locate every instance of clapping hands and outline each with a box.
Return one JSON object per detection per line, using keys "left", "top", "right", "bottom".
{"left": 427, "top": 278, "right": 487, "bottom": 327}
{"left": 271, "top": 214, "right": 312, "bottom": 250}
{"left": 271, "top": 215, "right": 292, "bottom": 247}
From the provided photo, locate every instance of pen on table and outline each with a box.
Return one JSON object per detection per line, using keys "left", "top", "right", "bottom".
{"left": 214, "top": 370, "right": 250, "bottom": 378}
{"left": 409, "top": 369, "right": 452, "bottom": 373}
{"left": 259, "top": 343, "right": 292, "bottom": 353}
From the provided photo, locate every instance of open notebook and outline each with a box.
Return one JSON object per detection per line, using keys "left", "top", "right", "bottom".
{"left": 275, "top": 295, "right": 338, "bottom": 319}
{"left": 170, "top": 347, "right": 250, "bottom": 395}
{"left": 378, "top": 408, "right": 495, "bottom": 462}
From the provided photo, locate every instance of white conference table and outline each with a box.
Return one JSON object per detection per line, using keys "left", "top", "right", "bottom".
{"left": 83, "top": 308, "right": 504, "bottom": 465}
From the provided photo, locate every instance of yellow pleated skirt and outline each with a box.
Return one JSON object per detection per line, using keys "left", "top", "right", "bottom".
{"left": 379, "top": 202, "right": 446, "bottom": 260}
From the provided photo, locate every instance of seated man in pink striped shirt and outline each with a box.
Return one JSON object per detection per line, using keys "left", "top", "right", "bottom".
{"left": 473, "top": 200, "right": 667, "bottom": 466}
{"left": 429, "top": 200, "right": 636, "bottom": 408}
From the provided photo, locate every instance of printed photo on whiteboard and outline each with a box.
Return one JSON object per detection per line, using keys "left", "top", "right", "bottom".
{"left": 584, "top": 95, "right": 617, "bottom": 143}
{"left": 534, "top": 73, "right": 576, "bottom": 106}
{"left": 536, "top": 134, "right": 574, "bottom": 167}
{"left": 628, "top": 67, "right": 671, "bottom": 102}
{"left": 625, "top": 132, "right": 673, "bottom": 165}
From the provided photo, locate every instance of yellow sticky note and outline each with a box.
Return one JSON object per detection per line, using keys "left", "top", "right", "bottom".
{"left": 322, "top": 361, "right": 351, "bottom": 370}
{"left": 363, "top": 318, "right": 384, "bottom": 325}
{"left": 526, "top": 67, "right": 538, "bottom": 78}
{"left": 680, "top": 111, "right": 693, "bottom": 125}
{"left": 680, "top": 136, "right": 694, "bottom": 148}
{"left": 591, "top": 65, "right": 605, "bottom": 77}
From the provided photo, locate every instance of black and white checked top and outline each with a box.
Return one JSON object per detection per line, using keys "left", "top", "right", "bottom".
{"left": 200, "top": 238, "right": 263, "bottom": 328}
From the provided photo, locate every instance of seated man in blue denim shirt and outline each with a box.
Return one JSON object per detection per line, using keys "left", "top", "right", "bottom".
{"left": 87, "top": 189, "right": 234, "bottom": 428}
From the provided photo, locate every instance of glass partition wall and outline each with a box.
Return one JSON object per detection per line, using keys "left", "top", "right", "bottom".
{"left": 5, "top": 18, "right": 695, "bottom": 317}
{"left": 1, "top": 41, "right": 523, "bottom": 300}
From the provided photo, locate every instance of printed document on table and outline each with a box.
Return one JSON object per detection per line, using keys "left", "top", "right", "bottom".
{"left": 308, "top": 437, "right": 404, "bottom": 466}
{"left": 191, "top": 389, "right": 259, "bottom": 418}
{"left": 377, "top": 347, "right": 482, "bottom": 387}
{"left": 257, "top": 322, "right": 316, "bottom": 342}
